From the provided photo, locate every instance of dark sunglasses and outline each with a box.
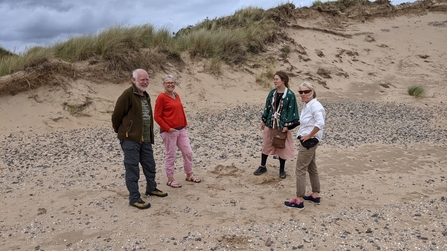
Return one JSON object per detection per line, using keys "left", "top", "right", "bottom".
{"left": 298, "top": 90, "right": 312, "bottom": 94}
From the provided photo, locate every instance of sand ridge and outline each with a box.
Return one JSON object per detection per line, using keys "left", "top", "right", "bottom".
{"left": 1, "top": 5, "right": 447, "bottom": 251}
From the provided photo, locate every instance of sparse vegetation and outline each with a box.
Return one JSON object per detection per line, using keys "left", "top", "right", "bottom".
{"left": 408, "top": 85, "right": 425, "bottom": 98}
{"left": 0, "top": 3, "right": 296, "bottom": 82}
{"left": 63, "top": 98, "right": 92, "bottom": 116}
{"left": 0, "top": 0, "right": 437, "bottom": 98}
{"left": 317, "top": 68, "right": 332, "bottom": 78}
{"left": 312, "top": 0, "right": 324, "bottom": 7}
{"left": 281, "top": 45, "right": 291, "bottom": 54}
{"left": 209, "top": 56, "right": 222, "bottom": 75}
{"left": 312, "top": 0, "right": 372, "bottom": 9}
{"left": 256, "top": 68, "right": 276, "bottom": 89}
{"left": 0, "top": 46, "right": 15, "bottom": 59}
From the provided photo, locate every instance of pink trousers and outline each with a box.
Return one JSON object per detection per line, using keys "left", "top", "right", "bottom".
{"left": 160, "top": 128, "right": 193, "bottom": 178}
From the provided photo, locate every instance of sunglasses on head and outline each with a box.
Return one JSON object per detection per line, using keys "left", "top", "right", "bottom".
{"left": 298, "top": 90, "right": 312, "bottom": 94}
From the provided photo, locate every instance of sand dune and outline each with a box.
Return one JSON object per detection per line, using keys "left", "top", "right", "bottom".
{"left": 1, "top": 3, "right": 447, "bottom": 250}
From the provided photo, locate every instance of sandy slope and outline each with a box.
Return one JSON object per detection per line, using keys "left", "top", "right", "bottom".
{"left": 1, "top": 9, "right": 447, "bottom": 251}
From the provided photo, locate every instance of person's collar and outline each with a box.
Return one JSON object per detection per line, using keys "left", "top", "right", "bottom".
{"left": 305, "top": 98, "right": 316, "bottom": 106}
{"left": 131, "top": 83, "right": 146, "bottom": 96}
{"left": 274, "top": 87, "right": 288, "bottom": 97}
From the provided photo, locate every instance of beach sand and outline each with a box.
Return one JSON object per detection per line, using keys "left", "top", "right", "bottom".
{"left": 1, "top": 5, "right": 446, "bottom": 251}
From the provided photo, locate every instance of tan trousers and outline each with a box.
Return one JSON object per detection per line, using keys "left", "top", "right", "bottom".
{"left": 295, "top": 144, "right": 320, "bottom": 197}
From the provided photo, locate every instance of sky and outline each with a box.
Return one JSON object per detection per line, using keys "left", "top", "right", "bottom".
{"left": 0, "top": 0, "right": 414, "bottom": 54}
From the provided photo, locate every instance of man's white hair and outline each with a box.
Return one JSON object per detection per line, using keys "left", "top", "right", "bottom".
{"left": 132, "top": 69, "right": 147, "bottom": 79}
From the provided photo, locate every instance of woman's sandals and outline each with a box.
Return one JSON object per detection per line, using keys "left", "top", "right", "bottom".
{"left": 167, "top": 180, "right": 182, "bottom": 188}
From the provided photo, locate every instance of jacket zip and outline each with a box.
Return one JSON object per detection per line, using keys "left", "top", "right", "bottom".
{"left": 126, "top": 120, "right": 133, "bottom": 138}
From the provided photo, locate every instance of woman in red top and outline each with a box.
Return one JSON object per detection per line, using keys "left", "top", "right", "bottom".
{"left": 154, "top": 75, "right": 201, "bottom": 188}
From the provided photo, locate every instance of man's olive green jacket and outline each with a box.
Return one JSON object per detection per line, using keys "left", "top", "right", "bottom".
{"left": 112, "top": 84, "right": 154, "bottom": 144}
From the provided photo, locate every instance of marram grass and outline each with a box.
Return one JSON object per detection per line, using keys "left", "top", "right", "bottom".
{"left": 407, "top": 85, "right": 425, "bottom": 98}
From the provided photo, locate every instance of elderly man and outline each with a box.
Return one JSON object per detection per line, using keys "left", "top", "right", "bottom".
{"left": 112, "top": 69, "right": 167, "bottom": 210}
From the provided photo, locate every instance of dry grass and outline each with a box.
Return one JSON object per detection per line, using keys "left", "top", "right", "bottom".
{"left": 63, "top": 97, "right": 93, "bottom": 116}
{"left": 0, "top": 58, "right": 76, "bottom": 96}
{"left": 255, "top": 67, "right": 276, "bottom": 89}
{"left": 0, "top": 0, "right": 440, "bottom": 97}
{"left": 0, "top": 3, "right": 292, "bottom": 91}
{"left": 0, "top": 3, "right": 294, "bottom": 97}
{"left": 0, "top": 46, "right": 15, "bottom": 59}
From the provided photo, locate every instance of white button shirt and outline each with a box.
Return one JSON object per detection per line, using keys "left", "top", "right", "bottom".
{"left": 297, "top": 98, "right": 326, "bottom": 141}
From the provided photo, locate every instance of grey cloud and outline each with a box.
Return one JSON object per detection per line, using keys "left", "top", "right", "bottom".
{"left": 2, "top": 0, "right": 74, "bottom": 12}
{"left": 0, "top": 0, "right": 311, "bottom": 53}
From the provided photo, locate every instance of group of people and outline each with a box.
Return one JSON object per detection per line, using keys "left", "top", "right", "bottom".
{"left": 255, "top": 71, "right": 326, "bottom": 210}
{"left": 112, "top": 69, "right": 200, "bottom": 209}
{"left": 112, "top": 69, "right": 325, "bottom": 211}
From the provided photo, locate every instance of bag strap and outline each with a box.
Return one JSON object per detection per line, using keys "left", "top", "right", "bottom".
{"left": 272, "top": 88, "right": 288, "bottom": 129}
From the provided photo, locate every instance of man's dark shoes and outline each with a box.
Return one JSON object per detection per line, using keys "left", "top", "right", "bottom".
{"left": 254, "top": 166, "right": 267, "bottom": 175}
{"left": 130, "top": 199, "right": 151, "bottom": 209}
{"left": 303, "top": 194, "right": 320, "bottom": 205}
{"left": 146, "top": 188, "right": 168, "bottom": 197}
{"left": 279, "top": 171, "right": 286, "bottom": 179}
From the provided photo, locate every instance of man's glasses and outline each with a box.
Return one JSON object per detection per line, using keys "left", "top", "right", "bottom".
{"left": 298, "top": 90, "right": 312, "bottom": 94}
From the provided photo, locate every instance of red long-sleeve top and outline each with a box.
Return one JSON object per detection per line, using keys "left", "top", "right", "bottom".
{"left": 154, "top": 93, "right": 188, "bottom": 132}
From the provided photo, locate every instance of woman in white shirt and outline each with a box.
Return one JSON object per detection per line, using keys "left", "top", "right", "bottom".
{"left": 285, "top": 81, "right": 326, "bottom": 210}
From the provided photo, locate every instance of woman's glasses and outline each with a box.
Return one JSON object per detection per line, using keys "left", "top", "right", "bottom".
{"left": 298, "top": 90, "right": 312, "bottom": 94}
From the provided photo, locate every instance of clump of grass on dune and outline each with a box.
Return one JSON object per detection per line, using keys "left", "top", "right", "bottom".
{"left": 52, "top": 24, "right": 171, "bottom": 62}
{"left": 256, "top": 67, "right": 276, "bottom": 89}
{"left": 178, "top": 6, "right": 268, "bottom": 34}
{"left": 311, "top": 0, "right": 372, "bottom": 8}
{"left": 312, "top": 0, "right": 324, "bottom": 7}
{"left": 176, "top": 23, "right": 273, "bottom": 66}
{"left": 0, "top": 46, "right": 15, "bottom": 59}
{"left": 0, "top": 2, "right": 296, "bottom": 81}
{"left": 175, "top": 5, "right": 282, "bottom": 65}
{"left": 0, "top": 46, "right": 53, "bottom": 76}
{"left": 407, "top": 85, "right": 425, "bottom": 98}
{"left": 0, "top": 25, "right": 177, "bottom": 77}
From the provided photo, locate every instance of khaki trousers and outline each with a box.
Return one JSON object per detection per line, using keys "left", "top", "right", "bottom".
{"left": 295, "top": 144, "right": 320, "bottom": 197}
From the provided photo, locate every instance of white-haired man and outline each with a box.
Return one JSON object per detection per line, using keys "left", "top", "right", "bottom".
{"left": 112, "top": 69, "right": 167, "bottom": 209}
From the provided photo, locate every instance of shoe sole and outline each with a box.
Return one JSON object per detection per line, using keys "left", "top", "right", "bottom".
{"left": 284, "top": 201, "right": 304, "bottom": 210}
{"left": 254, "top": 170, "right": 267, "bottom": 175}
{"left": 303, "top": 198, "right": 320, "bottom": 205}
{"left": 146, "top": 193, "right": 168, "bottom": 197}
{"left": 130, "top": 203, "right": 151, "bottom": 209}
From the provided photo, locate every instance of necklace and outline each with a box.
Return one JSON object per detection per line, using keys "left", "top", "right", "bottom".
{"left": 165, "top": 92, "right": 175, "bottom": 99}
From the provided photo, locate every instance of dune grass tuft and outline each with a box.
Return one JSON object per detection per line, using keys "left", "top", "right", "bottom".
{"left": 0, "top": 2, "right": 301, "bottom": 97}
{"left": 0, "top": 3, "right": 297, "bottom": 81}
{"left": 407, "top": 85, "right": 425, "bottom": 98}
{"left": 0, "top": 46, "right": 15, "bottom": 59}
